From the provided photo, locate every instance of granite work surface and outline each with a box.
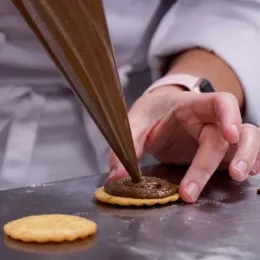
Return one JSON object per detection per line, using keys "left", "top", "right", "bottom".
{"left": 0, "top": 164, "right": 260, "bottom": 260}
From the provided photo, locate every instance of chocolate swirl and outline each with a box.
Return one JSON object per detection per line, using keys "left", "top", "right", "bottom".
{"left": 104, "top": 177, "right": 178, "bottom": 199}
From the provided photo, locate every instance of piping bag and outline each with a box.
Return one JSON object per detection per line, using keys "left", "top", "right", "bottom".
{"left": 11, "top": 0, "right": 141, "bottom": 182}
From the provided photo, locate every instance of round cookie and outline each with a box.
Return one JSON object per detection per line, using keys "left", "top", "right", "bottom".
{"left": 5, "top": 236, "right": 96, "bottom": 254}
{"left": 104, "top": 176, "right": 178, "bottom": 199}
{"left": 95, "top": 186, "right": 179, "bottom": 206}
{"left": 3, "top": 214, "right": 97, "bottom": 243}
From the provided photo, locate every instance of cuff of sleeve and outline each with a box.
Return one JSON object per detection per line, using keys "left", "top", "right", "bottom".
{"left": 148, "top": 0, "right": 260, "bottom": 125}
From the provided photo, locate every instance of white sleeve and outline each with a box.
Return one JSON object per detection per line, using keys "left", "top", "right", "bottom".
{"left": 148, "top": 0, "right": 260, "bottom": 125}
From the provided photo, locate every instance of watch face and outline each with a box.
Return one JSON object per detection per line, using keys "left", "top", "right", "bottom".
{"left": 199, "top": 79, "right": 215, "bottom": 93}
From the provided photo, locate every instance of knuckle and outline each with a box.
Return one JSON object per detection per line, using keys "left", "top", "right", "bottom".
{"left": 202, "top": 124, "right": 229, "bottom": 154}
{"left": 171, "top": 104, "right": 186, "bottom": 124}
{"left": 215, "top": 140, "right": 229, "bottom": 154}
{"left": 242, "top": 123, "right": 258, "bottom": 132}
{"left": 196, "top": 165, "right": 212, "bottom": 184}
{"left": 241, "top": 124, "right": 260, "bottom": 141}
{"left": 215, "top": 92, "right": 239, "bottom": 110}
{"left": 218, "top": 92, "right": 237, "bottom": 103}
{"left": 213, "top": 93, "right": 239, "bottom": 119}
{"left": 199, "top": 164, "right": 211, "bottom": 174}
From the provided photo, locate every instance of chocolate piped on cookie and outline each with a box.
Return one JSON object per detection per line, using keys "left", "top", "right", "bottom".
{"left": 104, "top": 176, "right": 178, "bottom": 199}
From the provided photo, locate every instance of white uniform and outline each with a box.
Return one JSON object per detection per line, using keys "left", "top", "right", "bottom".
{"left": 0, "top": 0, "right": 259, "bottom": 190}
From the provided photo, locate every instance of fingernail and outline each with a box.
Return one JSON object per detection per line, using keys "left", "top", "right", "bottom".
{"left": 234, "top": 160, "right": 248, "bottom": 176}
{"left": 231, "top": 124, "right": 239, "bottom": 139}
{"left": 252, "top": 160, "right": 260, "bottom": 174}
{"left": 184, "top": 182, "right": 199, "bottom": 201}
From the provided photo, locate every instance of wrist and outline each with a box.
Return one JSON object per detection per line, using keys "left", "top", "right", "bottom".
{"left": 144, "top": 73, "right": 215, "bottom": 96}
{"left": 167, "top": 48, "right": 245, "bottom": 108}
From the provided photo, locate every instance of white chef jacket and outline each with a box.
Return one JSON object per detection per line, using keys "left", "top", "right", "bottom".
{"left": 0, "top": 0, "right": 259, "bottom": 190}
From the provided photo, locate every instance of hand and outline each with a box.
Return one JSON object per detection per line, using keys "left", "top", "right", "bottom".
{"left": 108, "top": 86, "right": 260, "bottom": 202}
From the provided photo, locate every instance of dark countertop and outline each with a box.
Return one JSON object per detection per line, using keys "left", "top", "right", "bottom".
{"left": 0, "top": 164, "right": 260, "bottom": 260}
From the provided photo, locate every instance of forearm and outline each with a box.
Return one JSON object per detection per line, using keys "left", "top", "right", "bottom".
{"left": 166, "top": 48, "right": 245, "bottom": 109}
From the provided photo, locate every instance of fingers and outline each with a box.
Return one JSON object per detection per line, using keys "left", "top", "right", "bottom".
{"left": 250, "top": 127, "right": 260, "bottom": 175}
{"left": 107, "top": 94, "right": 160, "bottom": 182}
{"left": 213, "top": 93, "right": 241, "bottom": 143}
{"left": 191, "top": 92, "right": 242, "bottom": 144}
{"left": 106, "top": 130, "right": 147, "bottom": 182}
{"left": 229, "top": 124, "right": 260, "bottom": 181}
{"left": 179, "top": 124, "right": 228, "bottom": 203}
{"left": 107, "top": 88, "right": 183, "bottom": 181}
{"left": 106, "top": 152, "right": 128, "bottom": 182}
{"left": 250, "top": 153, "right": 260, "bottom": 176}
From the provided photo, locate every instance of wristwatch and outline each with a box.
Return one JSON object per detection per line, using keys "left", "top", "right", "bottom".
{"left": 143, "top": 74, "right": 215, "bottom": 95}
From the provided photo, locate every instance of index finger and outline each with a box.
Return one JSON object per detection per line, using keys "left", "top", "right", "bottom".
{"left": 179, "top": 124, "right": 228, "bottom": 202}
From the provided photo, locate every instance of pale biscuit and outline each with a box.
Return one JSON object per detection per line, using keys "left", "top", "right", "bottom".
{"left": 3, "top": 214, "right": 97, "bottom": 243}
{"left": 5, "top": 236, "right": 96, "bottom": 254}
{"left": 95, "top": 186, "right": 179, "bottom": 206}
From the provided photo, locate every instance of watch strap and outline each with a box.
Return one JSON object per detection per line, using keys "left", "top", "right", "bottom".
{"left": 143, "top": 74, "right": 214, "bottom": 95}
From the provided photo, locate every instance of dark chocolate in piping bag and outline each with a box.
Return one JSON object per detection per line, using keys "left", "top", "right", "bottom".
{"left": 11, "top": 0, "right": 141, "bottom": 182}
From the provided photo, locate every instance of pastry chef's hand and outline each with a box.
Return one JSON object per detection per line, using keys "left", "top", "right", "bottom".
{"left": 108, "top": 86, "right": 260, "bottom": 203}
